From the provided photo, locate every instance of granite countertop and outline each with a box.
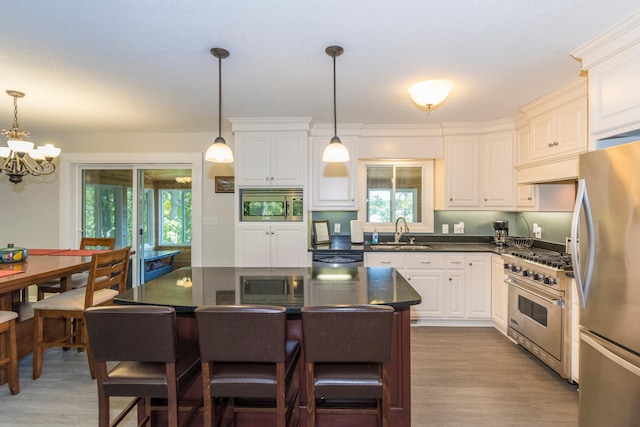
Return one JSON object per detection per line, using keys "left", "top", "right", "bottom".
{"left": 309, "top": 235, "right": 565, "bottom": 255}
{"left": 114, "top": 266, "right": 422, "bottom": 314}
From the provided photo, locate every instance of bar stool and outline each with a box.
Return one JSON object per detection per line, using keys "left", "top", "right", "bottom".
{"left": 195, "top": 305, "right": 301, "bottom": 427}
{"left": 0, "top": 310, "right": 19, "bottom": 395}
{"left": 32, "top": 247, "right": 130, "bottom": 380}
{"left": 301, "top": 304, "right": 395, "bottom": 427}
{"left": 36, "top": 237, "right": 116, "bottom": 300}
{"left": 84, "top": 305, "right": 201, "bottom": 427}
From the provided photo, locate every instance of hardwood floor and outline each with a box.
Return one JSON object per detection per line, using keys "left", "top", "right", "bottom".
{"left": 411, "top": 327, "right": 578, "bottom": 426}
{"left": 0, "top": 326, "right": 578, "bottom": 426}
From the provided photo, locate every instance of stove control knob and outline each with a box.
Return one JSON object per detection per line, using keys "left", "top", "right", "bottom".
{"left": 511, "top": 265, "right": 522, "bottom": 273}
{"left": 544, "top": 277, "right": 557, "bottom": 286}
{"left": 523, "top": 270, "right": 534, "bottom": 277}
{"left": 504, "top": 263, "right": 512, "bottom": 270}
{"left": 533, "top": 273, "right": 545, "bottom": 281}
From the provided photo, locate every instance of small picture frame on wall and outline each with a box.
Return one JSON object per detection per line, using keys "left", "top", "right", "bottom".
{"left": 313, "top": 220, "right": 332, "bottom": 245}
{"left": 215, "top": 176, "right": 234, "bottom": 193}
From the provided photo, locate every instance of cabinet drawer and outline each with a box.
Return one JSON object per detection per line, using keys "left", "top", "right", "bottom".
{"left": 364, "top": 253, "right": 405, "bottom": 269}
{"left": 405, "top": 253, "right": 445, "bottom": 270}
{"left": 445, "top": 255, "right": 466, "bottom": 269}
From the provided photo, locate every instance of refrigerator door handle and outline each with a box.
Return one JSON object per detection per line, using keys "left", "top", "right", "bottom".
{"left": 571, "top": 179, "right": 595, "bottom": 308}
{"left": 581, "top": 331, "right": 640, "bottom": 377}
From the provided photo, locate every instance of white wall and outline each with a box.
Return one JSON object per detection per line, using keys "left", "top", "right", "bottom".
{"left": 0, "top": 131, "right": 236, "bottom": 266}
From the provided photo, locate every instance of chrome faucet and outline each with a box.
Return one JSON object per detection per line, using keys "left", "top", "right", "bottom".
{"left": 394, "top": 217, "right": 409, "bottom": 243}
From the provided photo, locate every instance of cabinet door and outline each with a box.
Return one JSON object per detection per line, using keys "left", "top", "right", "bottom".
{"left": 270, "top": 224, "right": 306, "bottom": 267}
{"left": 482, "top": 132, "right": 514, "bottom": 208}
{"left": 465, "top": 254, "right": 492, "bottom": 319}
{"left": 530, "top": 112, "right": 556, "bottom": 160}
{"left": 491, "top": 255, "right": 508, "bottom": 334}
{"left": 310, "top": 136, "right": 357, "bottom": 209}
{"left": 406, "top": 270, "right": 445, "bottom": 318}
{"left": 445, "top": 269, "right": 465, "bottom": 318}
{"left": 445, "top": 136, "right": 481, "bottom": 208}
{"left": 515, "top": 184, "right": 538, "bottom": 209}
{"left": 270, "top": 134, "right": 305, "bottom": 186}
{"left": 236, "top": 224, "right": 271, "bottom": 267}
{"left": 554, "top": 98, "right": 586, "bottom": 156}
{"left": 236, "top": 134, "right": 271, "bottom": 185}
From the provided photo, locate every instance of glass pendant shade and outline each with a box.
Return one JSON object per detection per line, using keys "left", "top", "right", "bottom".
{"left": 322, "top": 137, "right": 350, "bottom": 162}
{"left": 409, "top": 80, "right": 452, "bottom": 109}
{"left": 7, "top": 139, "right": 34, "bottom": 153}
{"left": 205, "top": 136, "right": 234, "bottom": 163}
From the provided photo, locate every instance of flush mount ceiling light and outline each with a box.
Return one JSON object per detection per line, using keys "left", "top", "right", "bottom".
{"left": 409, "top": 80, "right": 452, "bottom": 112}
{"left": 205, "top": 47, "right": 234, "bottom": 164}
{"left": 322, "top": 45, "right": 350, "bottom": 163}
{"left": 0, "top": 90, "right": 61, "bottom": 184}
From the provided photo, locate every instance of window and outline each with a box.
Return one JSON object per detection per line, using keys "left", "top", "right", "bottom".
{"left": 358, "top": 160, "right": 434, "bottom": 232}
{"left": 159, "top": 189, "right": 192, "bottom": 246}
{"left": 83, "top": 183, "right": 127, "bottom": 244}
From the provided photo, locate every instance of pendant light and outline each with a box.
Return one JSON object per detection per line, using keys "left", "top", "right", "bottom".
{"left": 322, "top": 45, "right": 350, "bottom": 163}
{"left": 205, "top": 47, "right": 234, "bottom": 163}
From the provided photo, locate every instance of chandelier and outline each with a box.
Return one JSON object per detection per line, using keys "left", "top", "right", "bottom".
{"left": 0, "top": 90, "right": 61, "bottom": 184}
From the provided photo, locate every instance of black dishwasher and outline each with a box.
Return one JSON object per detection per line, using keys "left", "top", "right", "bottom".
{"left": 311, "top": 251, "right": 364, "bottom": 268}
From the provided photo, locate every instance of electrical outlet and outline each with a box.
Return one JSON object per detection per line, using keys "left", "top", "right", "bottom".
{"left": 442, "top": 224, "right": 449, "bottom": 234}
{"left": 203, "top": 216, "right": 217, "bottom": 226}
{"left": 334, "top": 223, "right": 341, "bottom": 233}
{"left": 453, "top": 222, "right": 464, "bottom": 234}
{"left": 533, "top": 223, "right": 542, "bottom": 239}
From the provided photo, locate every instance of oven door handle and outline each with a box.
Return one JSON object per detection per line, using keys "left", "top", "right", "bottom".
{"left": 571, "top": 179, "right": 595, "bottom": 308}
{"left": 508, "top": 280, "right": 565, "bottom": 307}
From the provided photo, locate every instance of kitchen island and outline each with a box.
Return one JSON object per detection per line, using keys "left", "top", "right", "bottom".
{"left": 114, "top": 265, "right": 421, "bottom": 426}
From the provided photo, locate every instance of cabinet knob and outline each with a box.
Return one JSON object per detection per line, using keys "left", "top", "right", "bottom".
{"left": 449, "top": 277, "right": 452, "bottom": 281}
{"left": 265, "top": 231, "right": 269, "bottom": 235}
{"left": 270, "top": 177, "right": 274, "bottom": 180}
{"left": 271, "top": 231, "right": 275, "bottom": 235}
{"left": 548, "top": 142, "right": 554, "bottom": 147}
{"left": 265, "top": 177, "right": 270, "bottom": 181}
{"left": 484, "top": 197, "right": 488, "bottom": 201}
{"left": 527, "top": 197, "right": 532, "bottom": 200}
{"left": 449, "top": 197, "right": 453, "bottom": 201}
{"left": 553, "top": 141, "right": 559, "bottom": 146}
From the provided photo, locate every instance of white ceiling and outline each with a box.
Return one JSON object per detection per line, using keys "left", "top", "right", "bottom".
{"left": 1, "top": 1, "right": 639, "bottom": 135}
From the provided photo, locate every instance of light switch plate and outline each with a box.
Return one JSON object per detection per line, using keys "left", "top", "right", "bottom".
{"left": 203, "top": 216, "right": 217, "bottom": 226}
{"left": 442, "top": 224, "right": 449, "bottom": 234}
{"left": 453, "top": 223, "right": 464, "bottom": 234}
{"left": 334, "top": 223, "right": 341, "bottom": 233}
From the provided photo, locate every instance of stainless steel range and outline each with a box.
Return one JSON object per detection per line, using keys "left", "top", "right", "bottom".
{"left": 503, "top": 251, "right": 573, "bottom": 379}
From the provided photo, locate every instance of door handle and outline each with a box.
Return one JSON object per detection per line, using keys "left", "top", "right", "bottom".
{"left": 571, "top": 179, "right": 595, "bottom": 308}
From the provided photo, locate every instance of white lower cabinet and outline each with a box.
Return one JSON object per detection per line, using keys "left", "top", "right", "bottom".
{"left": 491, "top": 254, "right": 508, "bottom": 335}
{"left": 365, "top": 252, "right": 492, "bottom": 325}
{"left": 236, "top": 223, "right": 306, "bottom": 267}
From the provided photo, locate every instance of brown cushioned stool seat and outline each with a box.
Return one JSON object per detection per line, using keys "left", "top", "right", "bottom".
{"left": 85, "top": 305, "right": 201, "bottom": 427}
{"left": 195, "top": 305, "right": 300, "bottom": 427}
{"left": 301, "top": 304, "right": 395, "bottom": 427}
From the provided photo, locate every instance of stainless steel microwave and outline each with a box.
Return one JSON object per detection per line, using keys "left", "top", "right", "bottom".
{"left": 240, "top": 189, "right": 303, "bottom": 222}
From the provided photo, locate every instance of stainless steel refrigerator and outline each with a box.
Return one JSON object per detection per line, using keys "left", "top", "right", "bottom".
{"left": 571, "top": 141, "right": 640, "bottom": 427}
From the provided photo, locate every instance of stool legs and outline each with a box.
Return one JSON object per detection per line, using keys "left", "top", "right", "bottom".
{"left": 1, "top": 316, "right": 19, "bottom": 394}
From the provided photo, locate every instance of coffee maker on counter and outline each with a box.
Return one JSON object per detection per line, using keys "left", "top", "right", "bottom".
{"left": 492, "top": 220, "right": 509, "bottom": 246}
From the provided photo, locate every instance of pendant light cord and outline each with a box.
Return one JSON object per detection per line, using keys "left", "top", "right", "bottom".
{"left": 218, "top": 55, "right": 222, "bottom": 139}
{"left": 332, "top": 53, "right": 337, "bottom": 139}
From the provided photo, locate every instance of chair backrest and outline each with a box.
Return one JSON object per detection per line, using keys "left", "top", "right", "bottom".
{"left": 84, "top": 247, "right": 131, "bottom": 308}
{"left": 195, "top": 305, "right": 287, "bottom": 363}
{"left": 302, "top": 305, "right": 395, "bottom": 363}
{"left": 80, "top": 237, "right": 116, "bottom": 250}
{"left": 84, "top": 305, "right": 178, "bottom": 363}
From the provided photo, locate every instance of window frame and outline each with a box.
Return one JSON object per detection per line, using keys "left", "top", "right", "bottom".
{"left": 158, "top": 188, "right": 192, "bottom": 246}
{"left": 357, "top": 159, "right": 434, "bottom": 233}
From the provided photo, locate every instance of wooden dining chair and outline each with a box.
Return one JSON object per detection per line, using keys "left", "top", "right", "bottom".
{"left": 195, "top": 305, "right": 301, "bottom": 427}
{"left": 36, "top": 237, "right": 116, "bottom": 300}
{"left": 301, "top": 304, "right": 395, "bottom": 427}
{"left": 0, "top": 310, "right": 19, "bottom": 395}
{"left": 84, "top": 305, "right": 201, "bottom": 427}
{"left": 32, "top": 247, "right": 130, "bottom": 380}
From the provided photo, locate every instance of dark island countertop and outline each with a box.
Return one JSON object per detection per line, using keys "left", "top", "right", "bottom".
{"left": 114, "top": 266, "right": 422, "bottom": 314}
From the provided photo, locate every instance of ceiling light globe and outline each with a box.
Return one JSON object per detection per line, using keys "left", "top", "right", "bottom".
{"left": 39, "top": 143, "right": 61, "bottom": 158}
{"left": 205, "top": 139, "right": 234, "bottom": 163}
{"left": 322, "top": 139, "right": 350, "bottom": 162}
{"left": 409, "top": 80, "right": 452, "bottom": 109}
{"left": 7, "top": 139, "right": 34, "bottom": 153}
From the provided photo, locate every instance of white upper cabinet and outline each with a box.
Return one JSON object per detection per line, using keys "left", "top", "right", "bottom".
{"left": 309, "top": 135, "right": 357, "bottom": 210}
{"left": 529, "top": 97, "right": 587, "bottom": 160}
{"left": 571, "top": 11, "right": 640, "bottom": 143}
{"left": 443, "top": 123, "right": 515, "bottom": 210}
{"left": 230, "top": 118, "right": 311, "bottom": 187}
{"left": 236, "top": 133, "right": 307, "bottom": 186}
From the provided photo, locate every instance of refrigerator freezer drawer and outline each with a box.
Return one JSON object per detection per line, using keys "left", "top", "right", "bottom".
{"left": 579, "top": 329, "right": 640, "bottom": 427}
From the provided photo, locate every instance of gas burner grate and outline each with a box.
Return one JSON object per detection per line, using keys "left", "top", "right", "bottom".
{"left": 509, "top": 251, "right": 572, "bottom": 270}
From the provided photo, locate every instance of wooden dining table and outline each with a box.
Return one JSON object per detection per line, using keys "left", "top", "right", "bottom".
{"left": 0, "top": 251, "right": 100, "bottom": 385}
